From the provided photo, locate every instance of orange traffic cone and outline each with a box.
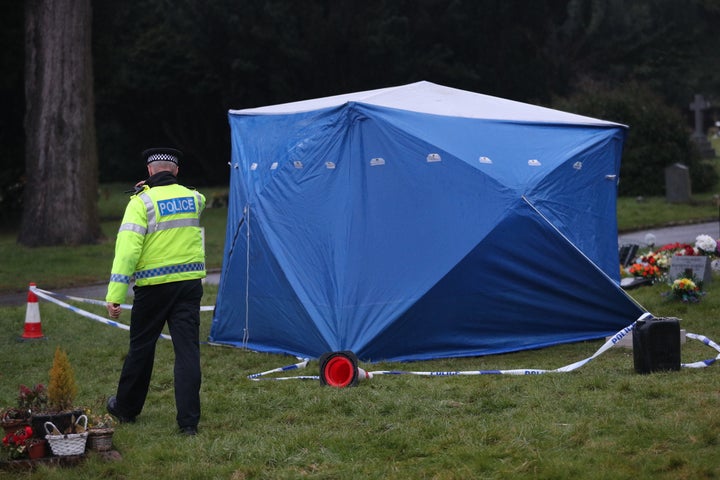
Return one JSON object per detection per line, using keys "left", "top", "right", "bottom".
{"left": 21, "top": 283, "right": 45, "bottom": 340}
{"left": 319, "top": 351, "right": 372, "bottom": 388}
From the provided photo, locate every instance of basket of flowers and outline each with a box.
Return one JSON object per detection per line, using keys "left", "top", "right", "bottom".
{"left": 1, "top": 408, "right": 30, "bottom": 437}
{"left": 44, "top": 414, "right": 87, "bottom": 456}
{"left": 86, "top": 412, "right": 115, "bottom": 452}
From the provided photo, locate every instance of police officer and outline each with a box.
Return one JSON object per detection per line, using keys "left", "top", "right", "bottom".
{"left": 105, "top": 147, "right": 206, "bottom": 436}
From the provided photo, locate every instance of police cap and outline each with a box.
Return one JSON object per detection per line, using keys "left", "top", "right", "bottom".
{"left": 142, "top": 147, "right": 183, "bottom": 166}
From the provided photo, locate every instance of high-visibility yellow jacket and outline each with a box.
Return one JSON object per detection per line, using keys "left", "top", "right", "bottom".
{"left": 106, "top": 181, "right": 206, "bottom": 304}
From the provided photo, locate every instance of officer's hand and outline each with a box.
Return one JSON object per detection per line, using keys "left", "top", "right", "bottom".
{"left": 106, "top": 302, "right": 121, "bottom": 319}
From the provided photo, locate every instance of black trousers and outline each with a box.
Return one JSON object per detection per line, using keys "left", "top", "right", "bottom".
{"left": 115, "top": 279, "right": 203, "bottom": 428}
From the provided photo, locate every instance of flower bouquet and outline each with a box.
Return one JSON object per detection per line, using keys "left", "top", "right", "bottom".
{"left": 666, "top": 277, "right": 704, "bottom": 303}
{"left": 2, "top": 425, "right": 39, "bottom": 460}
{"left": 17, "top": 384, "right": 48, "bottom": 414}
{"left": 627, "top": 262, "right": 662, "bottom": 282}
{"left": 3, "top": 426, "right": 32, "bottom": 459}
{"left": 695, "top": 234, "right": 718, "bottom": 256}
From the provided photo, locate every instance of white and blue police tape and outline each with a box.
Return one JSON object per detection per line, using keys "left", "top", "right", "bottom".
{"left": 32, "top": 287, "right": 215, "bottom": 312}
{"left": 246, "top": 312, "right": 720, "bottom": 380}
{"left": 29, "top": 286, "right": 175, "bottom": 339}
{"left": 247, "top": 358, "right": 312, "bottom": 380}
{"left": 681, "top": 332, "right": 720, "bottom": 368}
{"left": 31, "top": 286, "right": 209, "bottom": 341}
{"left": 252, "top": 375, "right": 320, "bottom": 381}
{"left": 367, "top": 320, "right": 630, "bottom": 377}
{"left": 35, "top": 289, "right": 134, "bottom": 311}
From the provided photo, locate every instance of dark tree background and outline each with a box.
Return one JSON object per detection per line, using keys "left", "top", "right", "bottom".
{"left": 2, "top": 0, "right": 720, "bottom": 227}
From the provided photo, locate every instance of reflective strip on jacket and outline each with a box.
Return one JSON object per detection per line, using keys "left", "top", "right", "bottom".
{"left": 106, "top": 184, "right": 206, "bottom": 304}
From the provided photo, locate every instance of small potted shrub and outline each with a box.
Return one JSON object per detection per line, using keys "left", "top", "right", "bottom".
{"left": 30, "top": 347, "right": 84, "bottom": 438}
{"left": 47, "top": 346, "right": 78, "bottom": 413}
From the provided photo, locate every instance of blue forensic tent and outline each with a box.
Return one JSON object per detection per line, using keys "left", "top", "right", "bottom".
{"left": 210, "top": 81, "right": 646, "bottom": 362}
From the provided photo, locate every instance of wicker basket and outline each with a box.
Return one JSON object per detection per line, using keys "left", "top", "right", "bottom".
{"left": 87, "top": 428, "right": 114, "bottom": 452}
{"left": 44, "top": 415, "right": 88, "bottom": 456}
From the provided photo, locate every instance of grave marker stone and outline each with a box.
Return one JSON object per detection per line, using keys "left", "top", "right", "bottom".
{"left": 669, "top": 255, "right": 712, "bottom": 285}
{"left": 689, "top": 94, "right": 716, "bottom": 158}
{"left": 618, "top": 244, "right": 639, "bottom": 267}
{"left": 664, "top": 163, "right": 691, "bottom": 203}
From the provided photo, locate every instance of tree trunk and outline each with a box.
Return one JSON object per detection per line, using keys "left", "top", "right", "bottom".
{"left": 19, "top": 0, "right": 100, "bottom": 246}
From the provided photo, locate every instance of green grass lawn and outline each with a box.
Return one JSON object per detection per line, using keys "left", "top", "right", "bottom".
{"left": 2, "top": 283, "right": 720, "bottom": 478}
{"left": 0, "top": 184, "right": 228, "bottom": 294}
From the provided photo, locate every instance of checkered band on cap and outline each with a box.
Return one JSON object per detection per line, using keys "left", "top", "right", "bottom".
{"left": 146, "top": 152, "right": 179, "bottom": 165}
{"left": 142, "top": 147, "right": 183, "bottom": 166}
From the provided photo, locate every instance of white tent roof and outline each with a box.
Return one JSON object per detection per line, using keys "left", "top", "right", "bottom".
{"left": 230, "top": 80, "right": 624, "bottom": 127}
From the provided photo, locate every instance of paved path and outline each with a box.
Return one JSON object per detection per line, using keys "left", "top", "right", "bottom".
{"left": 2, "top": 221, "right": 719, "bottom": 307}
{"left": 618, "top": 221, "right": 720, "bottom": 247}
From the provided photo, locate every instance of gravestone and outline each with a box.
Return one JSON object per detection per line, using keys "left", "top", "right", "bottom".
{"left": 689, "top": 94, "right": 716, "bottom": 158}
{"left": 664, "top": 163, "right": 691, "bottom": 203}
{"left": 618, "top": 244, "right": 639, "bottom": 267}
{"left": 668, "top": 255, "right": 712, "bottom": 285}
